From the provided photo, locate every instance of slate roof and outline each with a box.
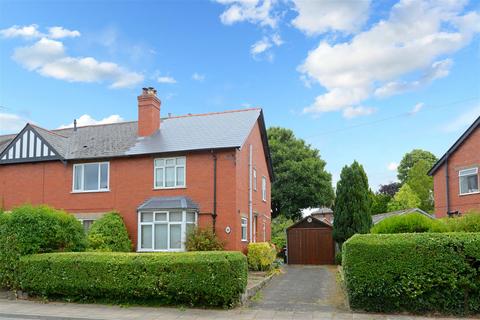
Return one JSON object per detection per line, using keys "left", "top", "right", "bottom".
{"left": 372, "top": 208, "right": 434, "bottom": 224}
{"left": 138, "top": 196, "right": 199, "bottom": 211}
{"left": 428, "top": 115, "right": 480, "bottom": 176}
{"left": 0, "top": 108, "right": 273, "bottom": 177}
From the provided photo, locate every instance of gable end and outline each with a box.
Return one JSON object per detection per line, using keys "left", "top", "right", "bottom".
{"left": 0, "top": 124, "right": 63, "bottom": 164}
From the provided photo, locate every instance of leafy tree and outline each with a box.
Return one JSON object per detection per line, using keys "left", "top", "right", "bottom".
{"left": 387, "top": 184, "right": 421, "bottom": 211}
{"left": 397, "top": 149, "right": 437, "bottom": 184}
{"left": 378, "top": 182, "right": 401, "bottom": 197}
{"left": 406, "top": 159, "right": 434, "bottom": 212}
{"left": 370, "top": 192, "right": 392, "bottom": 215}
{"left": 271, "top": 215, "right": 294, "bottom": 249}
{"left": 333, "top": 161, "right": 372, "bottom": 246}
{"left": 268, "top": 127, "right": 334, "bottom": 220}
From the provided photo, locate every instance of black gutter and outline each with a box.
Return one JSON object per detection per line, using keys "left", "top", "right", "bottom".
{"left": 445, "top": 153, "right": 450, "bottom": 215}
{"left": 211, "top": 150, "right": 218, "bottom": 234}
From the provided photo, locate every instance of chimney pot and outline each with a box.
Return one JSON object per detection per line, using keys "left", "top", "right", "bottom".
{"left": 73, "top": 119, "right": 77, "bottom": 132}
{"left": 138, "top": 87, "right": 161, "bottom": 137}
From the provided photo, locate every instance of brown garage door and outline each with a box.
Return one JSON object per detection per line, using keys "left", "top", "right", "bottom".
{"left": 287, "top": 228, "right": 334, "bottom": 265}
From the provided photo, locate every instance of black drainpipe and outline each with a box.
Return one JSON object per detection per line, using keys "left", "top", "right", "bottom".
{"left": 445, "top": 153, "right": 450, "bottom": 216}
{"left": 211, "top": 150, "right": 217, "bottom": 234}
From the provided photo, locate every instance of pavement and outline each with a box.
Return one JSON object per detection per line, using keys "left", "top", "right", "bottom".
{"left": 0, "top": 265, "right": 476, "bottom": 319}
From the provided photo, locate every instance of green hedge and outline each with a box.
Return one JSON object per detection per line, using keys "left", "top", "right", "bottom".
{"left": 343, "top": 233, "right": 480, "bottom": 315}
{"left": 247, "top": 242, "right": 276, "bottom": 271}
{"left": 0, "top": 205, "right": 86, "bottom": 288}
{"left": 87, "top": 212, "right": 132, "bottom": 252}
{"left": 370, "top": 213, "right": 445, "bottom": 234}
{"left": 17, "top": 251, "right": 247, "bottom": 307}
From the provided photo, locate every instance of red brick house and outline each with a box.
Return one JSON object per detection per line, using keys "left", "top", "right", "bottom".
{"left": 0, "top": 87, "right": 273, "bottom": 252}
{"left": 428, "top": 116, "right": 480, "bottom": 217}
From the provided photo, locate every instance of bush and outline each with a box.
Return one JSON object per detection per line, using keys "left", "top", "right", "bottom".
{"left": 442, "top": 211, "right": 480, "bottom": 232}
{"left": 370, "top": 213, "right": 444, "bottom": 234}
{"left": 271, "top": 215, "right": 293, "bottom": 250}
{"left": 335, "top": 251, "right": 342, "bottom": 265}
{"left": 17, "top": 251, "right": 247, "bottom": 307}
{"left": 0, "top": 205, "right": 86, "bottom": 288}
{"left": 247, "top": 242, "right": 276, "bottom": 271}
{"left": 87, "top": 212, "right": 131, "bottom": 252}
{"left": 343, "top": 233, "right": 480, "bottom": 315}
{"left": 185, "top": 227, "right": 224, "bottom": 251}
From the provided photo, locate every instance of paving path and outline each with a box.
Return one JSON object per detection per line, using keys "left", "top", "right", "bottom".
{"left": 249, "top": 265, "right": 347, "bottom": 312}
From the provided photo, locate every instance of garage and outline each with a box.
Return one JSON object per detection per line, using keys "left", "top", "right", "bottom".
{"left": 286, "top": 215, "right": 335, "bottom": 265}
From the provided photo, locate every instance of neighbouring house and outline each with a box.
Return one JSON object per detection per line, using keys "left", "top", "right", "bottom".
{"left": 372, "top": 208, "right": 434, "bottom": 224}
{"left": 428, "top": 116, "right": 480, "bottom": 217}
{"left": 286, "top": 215, "right": 334, "bottom": 265}
{"left": 0, "top": 87, "right": 273, "bottom": 252}
{"left": 309, "top": 207, "right": 334, "bottom": 225}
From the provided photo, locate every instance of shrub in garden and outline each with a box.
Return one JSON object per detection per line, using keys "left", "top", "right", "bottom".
{"left": 370, "top": 213, "right": 445, "bottom": 234}
{"left": 271, "top": 215, "right": 293, "bottom": 250}
{"left": 185, "top": 227, "right": 224, "bottom": 251}
{"left": 247, "top": 242, "right": 276, "bottom": 271}
{"left": 0, "top": 205, "right": 86, "bottom": 288}
{"left": 87, "top": 212, "right": 132, "bottom": 252}
{"left": 343, "top": 233, "right": 480, "bottom": 315}
{"left": 335, "top": 251, "right": 342, "bottom": 265}
{"left": 442, "top": 211, "right": 480, "bottom": 232}
{"left": 18, "top": 251, "right": 247, "bottom": 307}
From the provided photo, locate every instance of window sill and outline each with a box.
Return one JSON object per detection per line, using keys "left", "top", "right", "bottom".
{"left": 137, "top": 249, "right": 185, "bottom": 252}
{"left": 71, "top": 190, "right": 110, "bottom": 194}
{"left": 241, "top": 240, "right": 248, "bottom": 242}
{"left": 459, "top": 191, "right": 480, "bottom": 196}
{"left": 153, "top": 186, "right": 187, "bottom": 190}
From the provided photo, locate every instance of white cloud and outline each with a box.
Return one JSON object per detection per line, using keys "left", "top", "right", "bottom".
{"left": 11, "top": 37, "right": 143, "bottom": 88}
{"left": 375, "top": 59, "right": 453, "bottom": 98}
{"left": 0, "top": 24, "right": 42, "bottom": 38}
{"left": 58, "top": 114, "right": 124, "bottom": 129}
{"left": 342, "top": 106, "right": 376, "bottom": 119}
{"left": 409, "top": 102, "right": 424, "bottom": 115}
{"left": 48, "top": 26, "right": 80, "bottom": 39}
{"left": 216, "top": 0, "right": 278, "bottom": 27}
{"left": 387, "top": 162, "right": 399, "bottom": 171}
{"left": 192, "top": 72, "right": 206, "bottom": 82}
{"left": 156, "top": 76, "right": 177, "bottom": 84}
{"left": 250, "top": 33, "right": 283, "bottom": 59}
{"left": 299, "top": 1, "right": 480, "bottom": 117}
{"left": 443, "top": 105, "right": 480, "bottom": 132}
{"left": 0, "top": 113, "right": 28, "bottom": 134}
{"left": 291, "top": 0, "right": 371, "bottom": 35}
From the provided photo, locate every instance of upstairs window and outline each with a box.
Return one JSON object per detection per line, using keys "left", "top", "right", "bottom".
{"left": 154, "top": 157, "right": 186, "bottom": 189}
{"left": 459, "top": 168, "right": 479, "bottom": 195}
{"left": 241, "top": 217, "right": 248, "bottom": 241}
{"left": 262, "top": 176, "right": 267, "bottom": 201}
{"left": 73, "top": 162, "right": 109, "bottom": 192}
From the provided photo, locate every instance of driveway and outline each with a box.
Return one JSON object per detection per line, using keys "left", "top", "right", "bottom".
{"left": 248, "top": 265, "right": 347, "bottom": 312}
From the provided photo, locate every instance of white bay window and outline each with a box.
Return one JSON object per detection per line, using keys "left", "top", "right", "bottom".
{"left": 138, "top": 211, "right": 197, "bottom": 251}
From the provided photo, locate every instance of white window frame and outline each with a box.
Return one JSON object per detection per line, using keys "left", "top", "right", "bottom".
{"left": 262, "top": 176, "right": 267, "bottom": 202}
{"left": 153, "top": 157, "right": 186, "bottom": 189}
{"left": 72, "top": 162, "right": 110, "bottom": 193}
{"left": 459, "top": 167, "right": 479, "bottom": 195}
{"left": 137, "top": 210, "right": 197, "bottom": 252}
{"left": 241, "top": 217, "right": 248, "bottom": 242}
{"left": 253, "top": 168, "right": 257, "bottom": 191}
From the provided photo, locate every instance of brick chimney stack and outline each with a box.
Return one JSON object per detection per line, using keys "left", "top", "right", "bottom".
{"left": 137, "top": 87, "right": 161, "bottom": 137}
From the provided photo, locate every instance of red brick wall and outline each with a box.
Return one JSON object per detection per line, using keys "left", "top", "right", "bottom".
{"left": 235, "top": 121, "right": 272, "bottom": 252}
{"left": 0, "top": 120, "right": 272, "bottom": 251}
{"left": 433, "top": 127, "right": 480, "bottom": 217}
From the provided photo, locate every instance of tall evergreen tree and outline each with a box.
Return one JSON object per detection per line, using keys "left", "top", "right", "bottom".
{"left": 333, "top": 161, "right": 372, "bottom": 246}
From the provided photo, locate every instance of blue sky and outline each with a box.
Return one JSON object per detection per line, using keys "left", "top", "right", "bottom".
{"left": 0, "top": 0, "right": 479, "bottom": 190}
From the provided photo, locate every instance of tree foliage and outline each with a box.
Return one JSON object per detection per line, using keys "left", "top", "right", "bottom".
{"left": 333, "top": 161, "right": 372, "bottom": 246}
{"left": 378, "top": 182, "right": 401, "bottom": 197}
{"left": 271, "top": 215, "right": 293, "bottom": 249}
{"left": 397, "top": 149, "right": 437, "bottom": 184}
{"left": 267, "top": 127, "right": 334, "bottom": 220}
{"left": 370, "top": 192, "right": 392, "bottom": 215}
{"left": 387, "top": 184, "right": 421, "bottom": 211}
{"left": 406, "top": 159, "right": 434, "bottom": 212}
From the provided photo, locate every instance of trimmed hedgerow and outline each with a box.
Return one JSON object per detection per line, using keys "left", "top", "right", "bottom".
{"left": 87, "top": 212, "right": 132, "bottom": 252}
{"left": 17, "top": 251, "right": 248, "bottom": 307}
{"left": 247, "top": 242, "right": 276, "bottom": 271}
{"left": 343, "top": 233, "right": 480, "bottom": 316}
{"left": 0, "top": 205, "right": 86, "bottom": 288}
{"left": 370, "top": 213, "right": 446, "bottom": 234}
